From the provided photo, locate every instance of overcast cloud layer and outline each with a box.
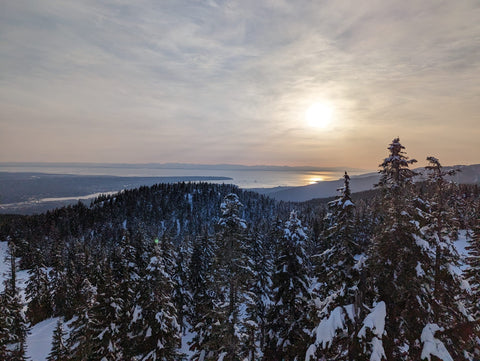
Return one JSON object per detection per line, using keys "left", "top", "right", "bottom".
{"left": 1, "top": 0, "right": 479, "bottom": 169}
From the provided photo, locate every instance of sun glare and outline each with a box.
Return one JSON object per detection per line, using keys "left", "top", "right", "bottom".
{"left": 305, "top": 102, "right": 334, "bottom": 128}
{"left": 308, "top": 176, "right": 324, "bottom": 184}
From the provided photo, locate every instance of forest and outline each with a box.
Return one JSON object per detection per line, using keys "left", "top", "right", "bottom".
{"left": 0, "top": 138, "right": 479, "bottom": 361}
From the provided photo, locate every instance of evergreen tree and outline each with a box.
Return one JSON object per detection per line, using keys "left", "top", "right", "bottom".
{"left": 49, "top": 246, "right": 68, "bottom": 318}
{"left": 26, "top": 251, "right": 53, "bottom": 325}
{"left": 465, "top": 218, "right": 480, "bottom": 358}
{"left": 0, "top": 292, "right": 10, "bottom": 359}
{"left": 213, "top": 193, "right": 251, "bottom": 360}
{"left": 189, "top": 193, "right": 251, "bottom": 361}
{"left": 423, "top": 156, "right": 473, "bottom": 358}
{"left": 264, "top": 211, "right": 311, "bottom": 361}
{"left": 173, "top": 242, "right": 192, "bottom": 335}
{"left": 47, "top": 319, "right": 68, "bottom": 361}
{"left": 308, "top": 172, "right": 364, "bottom": 360}
{"left": 129, "top": 241, "right": 182, "bottom": 361}
{"left": 188, "top": 233, "right": 217, "bottom": 361}
{"left": 242, "top": 232, "right": 272, "bottom": 360}
{"left": 363, "top": 139, "right": 470, "bottom": 360}
{"left": 89, "top": 262, "right": 124, "bottom": 360}
{"left": 366, "top": 138, "right": 430, "bottom": 359}
{"left": 67, "top": 278, "right": 96, "bottom": 361}
{"left": 1, "top": 243, "right": 29, "bottom": 361}
{"left": 111, "top": 232, "right": 142, "bottom": 359}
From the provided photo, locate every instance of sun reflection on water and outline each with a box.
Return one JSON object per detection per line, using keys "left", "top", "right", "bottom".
{"left": 304, "top": 172, "right": 338, "bottom": 185}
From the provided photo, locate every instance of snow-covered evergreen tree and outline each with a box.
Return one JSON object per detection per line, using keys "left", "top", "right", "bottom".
{"left": 67, "top": 278, "right": 96, "bottom": 361}
{"left": 364, "top": 139, "right": 471, "bottom": 360}
{"left": 26, "top": 251, "right": 53, "bottom": 325}
{"left": 129, "top": 242, "right": 182, "bottom": 361}
{"left": 420, "top": 156, "right": 474, "bottom": 359}
{"left": 47, "top": 319, "right": 68, "bottom": 361}
{"left": 188, "top": 232, "right": 217, "bottom": 361}
{"left": 189, "top": 193, "right": 252, "bottom": 361}
{"left": 173, "top": 241, "right": 192, "bottom": 335}
{"left": 213, "top": 193, "right": 251, "bottom": 360}
{"left": 264, "top": 211, "right": 311, "bottom": 361}
{"left": 242, "top": 232, "right": 272, "bottom": 360}
{"left": 366, "top": 138, "right": 432, "bottom": 359}
{"left": 465, "top": 218, "right": 480, "bottom": 358}
{"left": 0, "top": 293, "right": 8, "bottom": 359}
{"left": 0, "top": 243, "right": 29, "bottom": 361}
{"left": 307, "top": 172, "right": 364, "bottom": 360}
{"left": 111, "top": 232, "right": 142, "bottom": 358}
{"left": 89, "top": 262, "right": 124, "bottom": 360}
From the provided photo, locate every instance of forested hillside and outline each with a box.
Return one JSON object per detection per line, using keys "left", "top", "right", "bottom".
{"left": 1, "top": 139, "right": 479, "bottom": 360}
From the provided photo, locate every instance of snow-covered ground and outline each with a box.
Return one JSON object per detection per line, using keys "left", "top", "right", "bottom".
{"left": 26, "top": 317, "right": 61, "bottom": 360}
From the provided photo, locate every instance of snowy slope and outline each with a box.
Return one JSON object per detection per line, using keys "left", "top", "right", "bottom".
{"left": 26, "top": 318, "right": 61, "bottom": 361}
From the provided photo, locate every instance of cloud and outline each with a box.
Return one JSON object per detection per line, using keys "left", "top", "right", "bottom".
{"left": 0, "top": 0, "right": 479, "bottom": 167}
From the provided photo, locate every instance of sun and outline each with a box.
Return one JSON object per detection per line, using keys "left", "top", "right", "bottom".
{"left": 305, "top": 102, "right": 334, "bottom": 128}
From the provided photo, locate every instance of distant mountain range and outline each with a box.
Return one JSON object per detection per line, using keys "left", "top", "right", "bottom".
{"left": 254, "top": 164, "right": 480, "bottom": 202}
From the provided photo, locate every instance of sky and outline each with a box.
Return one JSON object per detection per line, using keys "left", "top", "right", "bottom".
{"left": 1, "top": 0, "right": 479, "bottom": 170}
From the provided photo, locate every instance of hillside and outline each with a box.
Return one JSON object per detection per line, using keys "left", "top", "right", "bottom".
{"left": 259, "top": 163, "right": 480, "bottom": 202}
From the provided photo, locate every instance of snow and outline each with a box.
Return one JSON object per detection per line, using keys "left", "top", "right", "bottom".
{"left": 181, "top": 328, "right": 195, "bottom": 358}
{"left": 305, "top": 344, "right": 317, "bottom": 361}
{"left": 0, "top": 242, "right": 9, "bottom": 286}
{"left": 358, "top": 302, "right": 386, "bottom": 361}
{"left": 314, "top": 306, "right": 345, "bottom": 349}
{"left": 420, "top": 323, "right": 454, "bottom": 361}
{"left": 358, "top": 302, "right": 386, "bottom": 339}
{"left": 131, "top": 304, "right": 143, "bottom": 323}
{"left": 370, "top": 337, "right": 386, "bottom": 361}
{"left": 343, "top": 200, "right": 354, "bottom": 208}
{"left": 413, "top": 234, "right": 433, "bottom": 252}
{"left": 353, "top": 254, "right": 367, "bottom": 271}
{"left": 26, "top": 317, "right": 62, "bottom": 361}
{"left": 416, "top": 262, "right": 425, "bottom": 277}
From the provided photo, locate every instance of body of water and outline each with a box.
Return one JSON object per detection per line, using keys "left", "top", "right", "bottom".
{"left": 0, "top": 163, "right": 369, "bottom": 189}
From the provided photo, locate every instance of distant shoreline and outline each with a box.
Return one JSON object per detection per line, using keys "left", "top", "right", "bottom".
{"left": 0, "top": 172, "right": 235, "bottom": 215}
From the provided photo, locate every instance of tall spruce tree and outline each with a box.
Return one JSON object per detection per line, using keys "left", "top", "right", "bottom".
{"left": 129, "top": 241, "right": 182, "bottom": 361}
{"left": 0, "top": 292, "right": 9, "bottom": 359}
{"left": 89, "top": 262, "right": 124, "bottom": 360}
{"left": 465, "top": 218, "right": 480, "bottom": 358}
{"left": 264, "top": 211, "right": 311, "bottom": 361}
{"left": 1, "top": 243, "right": 29, "bottom": 361}
{"left": 47, "top": 319, "right": 68, "bottom": 361}
{"left": 307, "top": 172, "right": 364, "bottom": 360}
{"left": 188, "top": 233, "right": 217, "bottom": 361}
{"left": 214, "top": 193, "right": 251, "bottom": 360}
{"left": 189, "top": 193, "right": 251, "bottom": 361}
{"left": 421, "top": 156, "right": 473, "bottom": 359}
{"left": 67, "top": 278, "right": 96, "bottom": 361}
{"left": 26, "top": 251, "right": 53, "bottom": 325}
{"left": 366, "top": 138, "right": 429, "bottom": 359}
{"left": 242, "top": 232, "right": 272, "bottom": 360}
{"left": 364, "top": 138, "right": 467, "bottom": 360}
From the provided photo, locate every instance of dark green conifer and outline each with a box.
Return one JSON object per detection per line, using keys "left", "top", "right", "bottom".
{"left": 47, "top": 319, "right": 68, "bottom": 361}
{"left": 264, "top": 211, "right": 311, "bottom": 361}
